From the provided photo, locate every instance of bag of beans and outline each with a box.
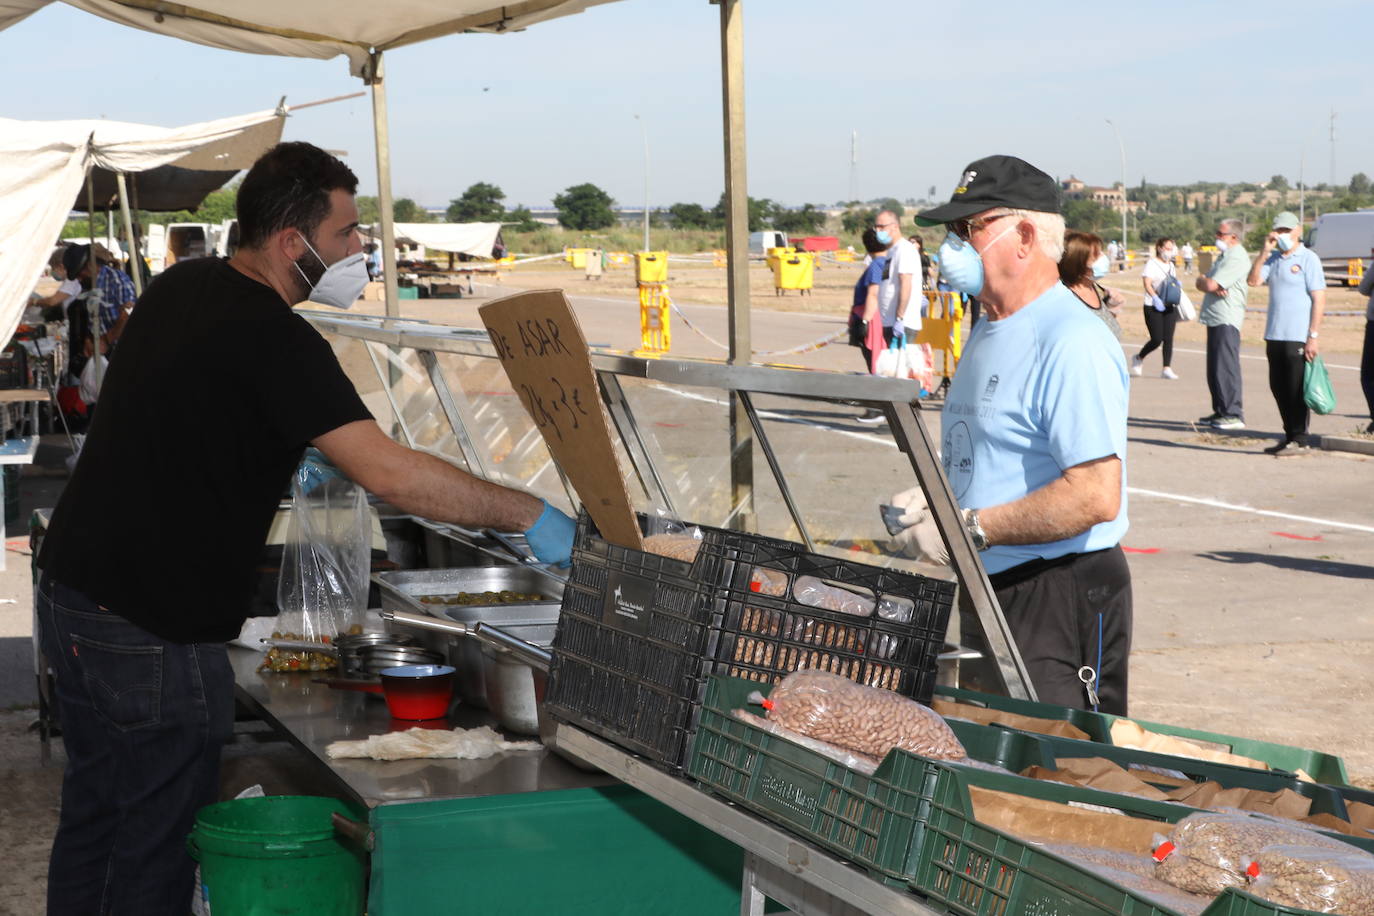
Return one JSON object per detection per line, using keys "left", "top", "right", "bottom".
{"left": 1154, "top": 812, "right": 1353, "bottom": 895}
{"left": 757, "top": 669, "right": 964, "bottom": 761}
{"left": 1249, "top": 844, "right": 1374, "bottom": 915}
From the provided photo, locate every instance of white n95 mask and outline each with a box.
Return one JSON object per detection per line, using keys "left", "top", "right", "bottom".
{"left": 294, "top": 235, "right": 369, "bottom": 309}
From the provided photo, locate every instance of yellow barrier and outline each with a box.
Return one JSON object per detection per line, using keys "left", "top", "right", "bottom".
{"left": 772, "top": 252, "right": 814, "bottom": 295}
{"left": 565, "top": 247, "right": 598, "bottom": 269}
{"left": 833, "top": 249, "right": 858, "bottom": 262}
{"left": 637, "top": 283, "right": 671, "bottom": 355}
{"left": 607, "top": 251, "right": 633, "bottom": 267}
{"left": 1348, "top": 259, "right": 1365, "bottom": 283}
{"left": 635, "top": 250, "right": 669, "bottom": 284}
{"left": 712, "top": 249, "right": 727, "bottom": 268}
{"left": 914, "top": 290, "right": 965, "bottom": 385}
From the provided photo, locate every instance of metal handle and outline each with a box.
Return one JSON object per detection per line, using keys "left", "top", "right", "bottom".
{"left": 380, "top": 609, "right": 472, "bottom": 638}
{"left": 380, "top": 610, "right": 551, "bottom": 672}
{"left": 474, "top": 622, "right": 551, "bottom": 671}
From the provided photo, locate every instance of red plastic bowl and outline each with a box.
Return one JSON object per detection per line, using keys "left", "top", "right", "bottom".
{"left": 379, "top": 665, "right": 456, "bottom": 720}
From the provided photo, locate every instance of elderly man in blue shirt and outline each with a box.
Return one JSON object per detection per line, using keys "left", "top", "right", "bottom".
{"left": 895, "top": 155, "right": 1133, "bottom": 714}
{"left": 1247, "top": 211, "right": 1325, "bottom": 456}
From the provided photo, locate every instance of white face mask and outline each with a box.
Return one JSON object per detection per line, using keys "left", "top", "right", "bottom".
{"left": 294, "top": 234, "right": 368, "bottom": 309}
{"left": 1160, "top": 249, "right": 1177, "bottom": 262}
{"left": 1215, "top": 238, "right": 1229, "bottom": 252}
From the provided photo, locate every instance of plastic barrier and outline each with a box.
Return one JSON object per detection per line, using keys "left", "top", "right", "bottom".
{"left": 637, "top": 283, "right": 671, "bottom": 354}
{"left": 914, "top": 291, "right": 965, "bottom": 389}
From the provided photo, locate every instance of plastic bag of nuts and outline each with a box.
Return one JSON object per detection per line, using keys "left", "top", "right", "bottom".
{"left": 1249, "top": 844, "right": 1374, "bottom": 915}
{"left": 792, "top": 576, "right": 875, "bottom": 618}
{"left": 758, "top": 669, "right": 964, "bottom": 761}
{"left": 732, "top": 708, "right": 881, "bottom": 775}
{"left": 1154, "top": 812, "right": 1354, "bottom": 896}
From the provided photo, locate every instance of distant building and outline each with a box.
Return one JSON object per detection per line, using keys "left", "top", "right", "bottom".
{"left": 1061, "top": 176, "right": 1146, "bottom": 214}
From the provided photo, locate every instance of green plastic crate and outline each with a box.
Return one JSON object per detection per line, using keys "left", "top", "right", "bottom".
{"left": 687, "top": 675, "right": 937, "bottom": 885}
{"left": 936, "top": 685, "right": 1350, "bottom": 786}
{"left": 944, "top": 719, "right": 1349, "bottom": 821}
{"left": 910, "top": 763, "right": 1334, "bottom": 916}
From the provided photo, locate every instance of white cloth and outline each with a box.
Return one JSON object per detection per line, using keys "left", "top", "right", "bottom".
{"left": 325, "top": 725, "right": 541, "bottom": 761}
{"left": 0, "top": 110, "right": 284, "bottom": 353}
{"left": 391, "top": 222, "right": 502, "bottom": 258}
{"left": 878, "top": 238, "right": 923, "bottom": 330}
{"left": 0, "top": 1, "right": 618, "bottom": 77}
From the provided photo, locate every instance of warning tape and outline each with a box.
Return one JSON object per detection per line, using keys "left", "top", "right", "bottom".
{"left": 1112, "top": 284, "right": 1364, "bottom": 316}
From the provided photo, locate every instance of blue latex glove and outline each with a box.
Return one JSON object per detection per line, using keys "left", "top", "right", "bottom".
{"left": 296, "top": 447, "right": 348, "bottom": 494}
{"left": 891, "top": 316, "right": 905, "bottom": 339}
{"left": 524, "top": 499, "right": 575, "bottom": 567}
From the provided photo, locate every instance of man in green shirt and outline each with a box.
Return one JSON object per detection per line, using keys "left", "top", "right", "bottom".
{"left": 1195, "top": 219, "right": 1251, "bottom": 429}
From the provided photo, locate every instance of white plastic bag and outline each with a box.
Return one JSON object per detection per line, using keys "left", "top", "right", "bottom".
{"left": 275, "top": 462, "right": 370, "bottom": 647}
{"left": 78, "top": 355, "right": 107, "bottom": 405}
{"left": 1177, "top": 292, "right": 1197, "bottom": 322}
{"left": 873, "top": 338, "right": 912, "bottom": 380}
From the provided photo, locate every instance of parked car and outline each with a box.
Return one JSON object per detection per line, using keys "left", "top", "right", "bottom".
{"left": 1307, "top": 210, "right": 1374, "bottom": 285}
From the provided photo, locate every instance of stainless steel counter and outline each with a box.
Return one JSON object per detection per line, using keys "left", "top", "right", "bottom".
{"left": 230, "top": 647, "right": 613, "bottom": 809}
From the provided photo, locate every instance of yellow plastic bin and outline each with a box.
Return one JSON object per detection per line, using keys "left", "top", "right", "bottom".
{"left": 765, "top": 246, "right": 794, "bottom": 272}
{"left": 773, "top": 252, "right": 814, "bottom": 295}
{"left": 565, "top": 247, "right": 597, "bottom": 270}
{"left": 635, "top": 251, "right": 668, "bottom": 284}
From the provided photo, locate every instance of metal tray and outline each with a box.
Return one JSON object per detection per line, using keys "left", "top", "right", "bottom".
{"left": 375, "top": 568, "right": 562, "bottom": 707}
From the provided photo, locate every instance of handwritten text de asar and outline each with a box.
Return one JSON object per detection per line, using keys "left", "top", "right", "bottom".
{"left": 487, "top": 318, "right": 590, "bottom": 443}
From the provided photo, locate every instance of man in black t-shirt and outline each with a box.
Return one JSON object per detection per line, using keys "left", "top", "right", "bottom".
{"left": 36, "top": 142, "right": 576, "bottom": 915}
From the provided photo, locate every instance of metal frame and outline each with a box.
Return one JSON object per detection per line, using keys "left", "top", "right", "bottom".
{"left": 304, "top": 310, "right": 1034, "bottom": 701}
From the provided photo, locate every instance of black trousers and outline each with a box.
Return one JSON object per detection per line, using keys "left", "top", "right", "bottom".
{"left": 1266, "top": 339, "right": 1309, "bottom": 441}
{"left": 1362, "top": 320, "right": 1374, "bottom": 420}
{"left": 1137, "top": 305, "right": 1178, "bottom": 367}
{"left": 988, "top": 545, "right": 1133, "bottom": 715}
{"left": 1205, "top": 324, "right": 1243, "bottom": 418}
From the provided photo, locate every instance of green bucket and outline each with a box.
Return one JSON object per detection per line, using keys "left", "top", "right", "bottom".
{"left": 187, "top": 795, "right": 367, "bottom": 916}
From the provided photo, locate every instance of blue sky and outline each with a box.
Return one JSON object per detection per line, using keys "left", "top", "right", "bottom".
{"left": 3, "top": 0, "right": 1370, "bottom": 211}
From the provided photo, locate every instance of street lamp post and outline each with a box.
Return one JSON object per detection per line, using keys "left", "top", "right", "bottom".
{"left": 634, "top": 114, "right": 650, "bottom": 251}
{"left": 1105, "top": 119, "right": 1128, "bottom": 259}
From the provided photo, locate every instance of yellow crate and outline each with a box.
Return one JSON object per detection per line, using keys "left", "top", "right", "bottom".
{"left": 635, "top": 251, "right": 669, "bottom": 284}
{"left": 772, "top": 252, "right": 814, "bottom": 294}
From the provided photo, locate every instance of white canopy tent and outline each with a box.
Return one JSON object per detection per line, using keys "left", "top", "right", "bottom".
{"left": 389, "top": 222, "right": 502, "bottom": 259}
{"left": 0, "top": 109, "right": 285, "bottom": 347}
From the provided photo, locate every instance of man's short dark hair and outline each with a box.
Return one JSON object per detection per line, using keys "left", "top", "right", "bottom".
{"left": 861, "top": 228, "right": 886, "bottom": 255}
{"left": 236, "top": 142, "right": 359, "bottom": 250}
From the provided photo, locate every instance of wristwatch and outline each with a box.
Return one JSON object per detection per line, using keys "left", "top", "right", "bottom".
{"left": 1307, "top": 331, "right": 1319, "bottom": 339}
{"left": 962, "top": 508, "right": 989, "bottom": 551}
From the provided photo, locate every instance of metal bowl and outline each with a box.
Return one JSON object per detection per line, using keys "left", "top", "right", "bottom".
{"left": 335, "top": 632, "right": 418, "bottom": 676}
{"left": 360, "top": 644, "right": 444, "bottom": 676}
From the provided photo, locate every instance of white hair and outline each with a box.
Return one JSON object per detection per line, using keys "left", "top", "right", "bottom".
{"left": 985, "top": 207, "right": 1066, "bottom": 262}
{"left": 1218, "top": 218, "right": 1243, "bottom": 238}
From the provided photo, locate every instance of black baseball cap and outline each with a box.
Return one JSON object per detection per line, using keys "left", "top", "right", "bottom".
{"left": 916, "top": 155, "right": 1061, "bottom": 226}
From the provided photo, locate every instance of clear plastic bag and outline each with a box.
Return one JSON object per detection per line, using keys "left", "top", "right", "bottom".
{"left": 732, "top": 708, "right": 880, "bottom": 775}
{"left": 758, "top": 669, "right": 965, "bottom": 761}
{"left": 792, "top": 576, "right": 875, "bottom": 617}
{"left": 1250, "top": 844, "right": 1374, "bottom": 914}
{"left": 642, "top": 511, "right": 704, "bottom": 563}
{"left": 275, "top": 462, "right": 370, "bottom": 664}
{"left": 1154, "top": 812, "right": 1352, "bottom": 896}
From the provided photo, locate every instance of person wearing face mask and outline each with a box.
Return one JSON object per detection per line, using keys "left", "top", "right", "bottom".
{"left": 30, "top": 247, "right": 82, "bottom": 313}
{"left": 1194, "top": 219, "right": 1251, "bottom": 430}
{"left": 1059, "top": 230, "right": 1124, "bottom": 339}
{"left": 906, "top": 155, "right": 1131, "bottom": 715}
{"left": 1133, "top": 238, "right": 1182, "bottom": 379}
{"left": 857, "top": 210, "right": 922, "bottom": 424}
{"left": 34, "top": 142, "right": 577, "bottom": 915}
{"left": 1246, "top": 211, "right": 1326, "bottom": 456}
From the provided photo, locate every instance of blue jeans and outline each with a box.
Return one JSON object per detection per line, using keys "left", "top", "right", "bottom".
{"left": 36, "top": 576, "right": 235, "bottom": 916}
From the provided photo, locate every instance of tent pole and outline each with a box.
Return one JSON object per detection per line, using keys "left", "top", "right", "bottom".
{"left": 115, "top": 172, "right": 143, "bottom": 297}
{"left": 85, "top": 167, "right": 104, "bottom": 391}
{"left": 718, "top": 0, "right": 753, "bottom": 531}
{"left": 366, "top": 50, "right": 401, "bottom": 322}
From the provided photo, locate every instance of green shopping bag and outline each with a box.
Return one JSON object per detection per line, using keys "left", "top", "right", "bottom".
{"left": 1303, "top": 354, "right": 1336, "bottom": 415}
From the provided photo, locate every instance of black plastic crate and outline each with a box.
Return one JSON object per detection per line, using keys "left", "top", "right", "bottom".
{"left": 0, "top": 345, "right": 28, "bottom": 389}
{"left": 545, "top": 512, "right": 956, "bottom": 770}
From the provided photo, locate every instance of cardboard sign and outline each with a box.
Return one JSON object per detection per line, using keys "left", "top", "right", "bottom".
{"left": 479, "top": 289, "right": 643, "bottom": 550}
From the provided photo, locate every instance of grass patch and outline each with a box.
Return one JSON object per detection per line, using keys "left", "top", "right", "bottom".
{"left": 1343, "top": 425, "right": 1374, "bottom": 441}
{"left": 1185, "top": 428, "right": 1265, "bottom": 448}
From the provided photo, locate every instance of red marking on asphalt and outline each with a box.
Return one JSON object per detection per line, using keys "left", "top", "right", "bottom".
{"left": 654, "top": 422, "right": 684, "bottom": 428}
{"left": 1122, "top": 547, "right": 1160, "bottom": 554}
{"left": 1272, "top": 532, "right": 1322, "bottom": 541}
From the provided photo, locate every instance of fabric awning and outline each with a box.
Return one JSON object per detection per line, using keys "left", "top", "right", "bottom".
{"left": 0, "top": 108, "right": 284, "bottom": 346}
{"left": 388, "top": 222, "right": 503, "bottom": 259}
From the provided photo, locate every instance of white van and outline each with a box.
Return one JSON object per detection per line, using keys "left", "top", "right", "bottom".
{"left": 1307, "top": 210, "right": 1374, "bottom": 285}
{"left": 748, "top": 230, "right": 788, "bottom": 256}
{"left": 145, "top": 222, "right": 213, "bottom": 274}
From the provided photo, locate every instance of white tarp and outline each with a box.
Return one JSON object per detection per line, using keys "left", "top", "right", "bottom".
{"left": 0, "top": 109, "right": 283, "bottom": 349}
{"left": 0, "top": 1, "right": 616, "bottom": 76}
{"left": 390, "top": 222, "right": 502, "bottom": 258}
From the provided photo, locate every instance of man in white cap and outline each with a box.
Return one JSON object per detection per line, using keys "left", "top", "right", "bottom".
{"left": 895, "top": 154, "right": 1132, "bottom": 714}
{"left": 1247, "top": 211, "right": 1325, "bottom": 456}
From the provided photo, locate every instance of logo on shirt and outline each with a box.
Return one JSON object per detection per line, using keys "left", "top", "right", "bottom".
{"left": 982, "top": 374, "right": 999, "bottom": 401}
{"left": 955, "top": 169, "right": 978, "bottom": 195}
{"left": 942, "top": 421, "right": 974, "bottom": 501}
{"left": 1290, "top": 264, "right": 1301, "bottom": 274}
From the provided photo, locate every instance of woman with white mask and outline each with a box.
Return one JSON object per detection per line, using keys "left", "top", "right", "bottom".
{"left": 1060, "top": 231, "right": 1123, "bottom": 340}
{"left": 1134, "top": 237, "right": 1182, "bottom": 378}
